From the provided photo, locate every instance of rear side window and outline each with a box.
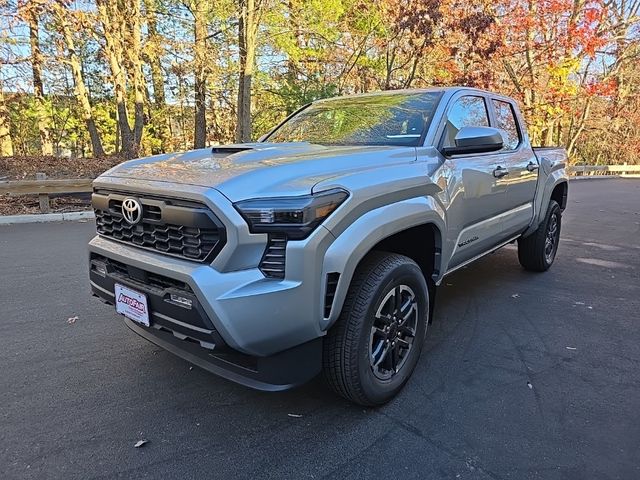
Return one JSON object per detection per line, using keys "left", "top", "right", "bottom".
{"left": 492, "top": 100, "right": 520, "bottom": 150}
{"left": 442, "top": 96, "right": 489, "bottom": 148}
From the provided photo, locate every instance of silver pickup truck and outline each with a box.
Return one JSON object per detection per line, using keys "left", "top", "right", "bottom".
{"left": 88, "top": 87, "right": 568, "bottom": 406}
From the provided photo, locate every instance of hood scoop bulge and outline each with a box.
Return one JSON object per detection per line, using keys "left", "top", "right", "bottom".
{"left": 211, "top": 146, "right": 256, "bottom": 155}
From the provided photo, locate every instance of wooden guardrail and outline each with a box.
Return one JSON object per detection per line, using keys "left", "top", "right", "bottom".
{"left": 0, "top": 165, "right": 638, "bottom": 215}
{"left": 568, "top": 164, "right": 640, "bottom": 177}
{"left": 0, "top": 173, "right": 92, "bottom": 213}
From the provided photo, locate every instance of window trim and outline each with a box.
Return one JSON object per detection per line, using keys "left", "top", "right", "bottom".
{"left": 436, "top": 94, "right": 492, "bottom": 157}
{"left": 262, "top": 92, "right": 444, "bottom": 147}
{"left": 489, "top": 98, "right": 523, "bottom": 152}
{"left": 433, "top": 91, "right": 528, "bottom": 158}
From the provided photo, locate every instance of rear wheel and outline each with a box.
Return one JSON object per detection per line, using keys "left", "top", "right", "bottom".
{"left": 518, "top": 200, "right": 562, "bottom": 272}
{"left": 322, "top": 251, "right": 429, "bottom": 406}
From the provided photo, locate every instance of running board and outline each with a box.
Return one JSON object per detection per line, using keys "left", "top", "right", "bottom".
{"left": 438, "top": 235, "right": 521, "bottom": 283}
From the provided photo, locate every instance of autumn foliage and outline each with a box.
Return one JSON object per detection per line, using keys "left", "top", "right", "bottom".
{"left": 0, "top": 0, "right": 639, "bottom": 165}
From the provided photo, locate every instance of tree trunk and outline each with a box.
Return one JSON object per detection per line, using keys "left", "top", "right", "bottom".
{"left": 404, "top": 37, "right": 428, "bottom": 89}
{"left": 97, "top": 0, "right": 134, "bottom": 158}
{"left": 54, "top": 3, "right": 105, "bottom": 157}
{"left": 27, "top": 7, "right": 53, "bottom": 155}
{"left": 566, "top": 98, "right": 592, "bottom": 158}
{"left": 236, "top": 0, "right": 257, "bottom": 143}
{"left": 129, "top": 0, "right": 146, "bottom": 151}
{"left": 544, "top": 120, "right": 555, "bottom": 147}
{"left": 143, "top": 0, "right": 170, "bottom": 152}
{"left": 193, "top": 0, "right": 208, "bottom": 148}
{"left": 0, "top": 82, "right": 13, "bottom": 157}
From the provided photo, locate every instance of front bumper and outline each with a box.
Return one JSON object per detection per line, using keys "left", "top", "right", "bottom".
{"left": 90, "top": 253, "right": 322, "bottom": 390}
{"left": 88, "top": 179, "right": 338, "bottom": 390}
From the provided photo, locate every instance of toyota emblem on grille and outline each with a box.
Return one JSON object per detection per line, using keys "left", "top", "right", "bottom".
{"left": 122, "top": 198, "right": 142, "bottom": 225}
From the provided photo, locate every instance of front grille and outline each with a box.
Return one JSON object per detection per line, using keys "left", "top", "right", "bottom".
{"left": 93, "top": 191, "right": 226, "bottom": 263}
{"left": 260, "top": 234, "right": 287, "bottom": 278}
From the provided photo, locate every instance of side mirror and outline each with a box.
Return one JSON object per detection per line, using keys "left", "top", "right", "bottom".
{"left": 442, "top": 126, "right": 504, "bottom": 156}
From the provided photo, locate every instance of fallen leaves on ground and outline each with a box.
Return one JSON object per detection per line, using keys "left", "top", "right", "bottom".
{"left": 0, "top": 155, "right": 123, "bottom": 216}
{"left": 0, "top": 155, "right": 123, "bottom": 181}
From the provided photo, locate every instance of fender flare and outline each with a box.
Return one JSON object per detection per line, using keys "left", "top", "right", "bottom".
{"left": 524, "top": 165, "right": 568, "bottom": 237}
{"left": 319, "top": 196, "right": 445, "bottom": 331}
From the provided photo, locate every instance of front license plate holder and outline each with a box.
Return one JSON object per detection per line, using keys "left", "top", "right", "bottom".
{"left": 115, "top": 283, "right": 150, "bottom": 327}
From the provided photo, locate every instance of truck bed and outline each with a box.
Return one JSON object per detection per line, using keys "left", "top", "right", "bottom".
{"left": 532, "top": 146, "right": 567, "bottom": 166}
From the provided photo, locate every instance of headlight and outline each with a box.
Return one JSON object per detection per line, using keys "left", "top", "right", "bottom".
{"left": 234, "top": 189, "right": 349, "bottom": 240}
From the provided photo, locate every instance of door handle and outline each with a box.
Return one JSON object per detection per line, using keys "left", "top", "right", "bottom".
{"left": 526, "top": 161, "right": 540, "bottom": 172}
{"left": 493, "top": 166, "right": 509, "bottom": 178}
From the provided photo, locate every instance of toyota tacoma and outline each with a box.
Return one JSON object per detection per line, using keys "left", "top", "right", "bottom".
{"left": 89, "top": 87, "right": 568, "bottom": 406}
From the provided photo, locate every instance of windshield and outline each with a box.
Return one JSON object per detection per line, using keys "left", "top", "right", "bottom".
{"left": 265, "top": 92, "right": 442, "bottom": 147}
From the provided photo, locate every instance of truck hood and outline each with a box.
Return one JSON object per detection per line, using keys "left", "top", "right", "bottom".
{"left": 100, "top": 142, "right": 417, "bottom": 201}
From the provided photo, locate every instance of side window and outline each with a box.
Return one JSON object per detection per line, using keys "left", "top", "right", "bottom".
{"left": 441, "top": 96, "right": 489, "bottom": 148}
{"left": 492, "top": 100, "right": 520, "bottom": 150}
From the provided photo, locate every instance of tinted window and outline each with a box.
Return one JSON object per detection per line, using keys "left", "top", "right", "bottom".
{"left": 266, "top": 92, "right": 441, "bottom": 147}
{"left": 442, "top": 96, "right": 489, "bottom": 148}
{"left": 492, "top": 100, "right": 520, "bottom": 150}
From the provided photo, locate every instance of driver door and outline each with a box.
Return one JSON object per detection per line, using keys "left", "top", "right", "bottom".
{"left": 433, "top": 94, "right": 511, "bottom": 269}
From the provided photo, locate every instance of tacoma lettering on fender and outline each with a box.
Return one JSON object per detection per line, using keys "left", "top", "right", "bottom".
{"left": 88, "top": 87, "right": 568, "bottom": 406}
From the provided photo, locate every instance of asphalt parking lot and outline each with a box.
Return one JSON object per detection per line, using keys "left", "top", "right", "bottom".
{"left": 1, "top": 178, "right": 639, "bottom": 480}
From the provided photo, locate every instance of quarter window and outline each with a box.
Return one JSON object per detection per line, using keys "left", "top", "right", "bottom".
{"left": 441, "top": 96, "right": 489, "bottom": 148}
{"left": 492, "top": 100, "right": 520, "bottom": 150}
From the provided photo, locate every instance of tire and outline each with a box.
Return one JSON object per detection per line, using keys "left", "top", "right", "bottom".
{"left": 322, "top": 251, "right": 429, "bottom": 406}
{"left": 518, "top": 200, "right": 562, "bottom": 272}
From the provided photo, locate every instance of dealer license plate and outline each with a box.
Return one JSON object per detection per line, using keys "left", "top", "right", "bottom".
{"left": 115, "top": 283, "right": 150, "bottom": 327}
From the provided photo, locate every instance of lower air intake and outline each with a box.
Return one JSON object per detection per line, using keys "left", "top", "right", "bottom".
{"left": 324, "top": 272, "right": 340, "bottom": 318}
{"left": 260, "top": 234, "right": 287, "bottom": 278}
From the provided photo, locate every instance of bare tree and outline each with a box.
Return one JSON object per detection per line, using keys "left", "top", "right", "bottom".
{"left": 97, "top": 0, "right": 131, "bottom": 156}
{"left": 236, "top": 0, "right": 261, "bottom": 142}
{"left": 24, "top": 3, "right": 53, "bottom": 155}
{"left": 128, "top": 0, "right": 146, "bottom": 151}
{"left": 192, "top": 0, "right": 208, "bottom": 148}
{"left": 52, "top": 1, "right": 105, "bottom": 157}
{"left": 143, "top": 0, "right": 170, "bottom": 152}
{"left": 97, "top": 0, "right": 145, "bottom": 159}
{"left": 0, "top": 72, "right": 13, "bottom": 157}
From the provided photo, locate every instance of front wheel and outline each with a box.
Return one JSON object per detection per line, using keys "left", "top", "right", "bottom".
{"left": 518, "top": 200, "right": 562, "bottom": 272}
{"left": 322, "top": 251, "right": 429, "bottom": 406}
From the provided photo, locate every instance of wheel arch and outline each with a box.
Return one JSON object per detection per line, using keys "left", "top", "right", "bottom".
{"left": 524, "top": 171, "right": 569, "bottom": 238}
{"left": 370, "top": 223, "right": 442, "bottom": 284}
{"left": 551, "top": 181, "right": 568, "bottom": 211}
{"left": 320, "top": 197, "right": 445, "bottom": 331}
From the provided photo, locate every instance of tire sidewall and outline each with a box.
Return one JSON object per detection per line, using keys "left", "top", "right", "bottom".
{"left": 542, "top": 201, "right": 561, "bottom": 268}
{"left": 356, "top": 263, "right": 429, "bottom": 405}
